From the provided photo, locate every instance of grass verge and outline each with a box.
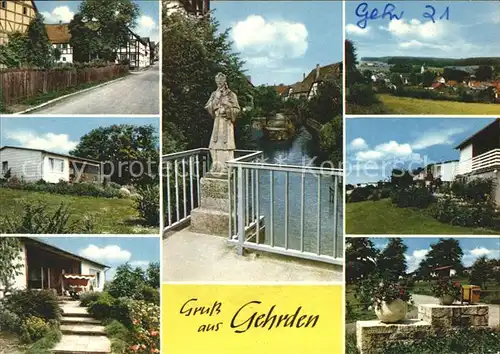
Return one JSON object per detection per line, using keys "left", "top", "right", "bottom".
{"left": 378, "top": 94, "right": 500, "bottom": 114}
{"left": 346, "top": 198, "right": 497, "bottom": 234}
{"left": 0, "top": 188, "right": 158, "bottom": 234}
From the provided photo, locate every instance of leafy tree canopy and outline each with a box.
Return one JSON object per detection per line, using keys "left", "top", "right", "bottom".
{"left": 0, "top": 238, "right": 23, "bottom": 292}
{"left": 416, "top": 238, "right": 464, "bottom": 279}
{"left": 378, "top": 238, "right": 408, "bottom": 281}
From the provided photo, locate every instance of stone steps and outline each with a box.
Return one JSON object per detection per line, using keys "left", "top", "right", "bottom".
{"left": 61, "top": 316, "right": 102, "bottom": 325}
{"left": 52, "top": 334, "right": 111, "bottom": 354}
{"left": 60, "top": 324, "right": 106, "bottom": 336}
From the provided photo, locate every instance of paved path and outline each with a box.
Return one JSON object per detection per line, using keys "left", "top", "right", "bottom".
{"left": 163, "top": 229, "right": 343, "bottom": 282}
{"left": 52, "top": 300, "right": 110, "bottom": 354}
{"left": 31, "top": 64, "right": 160, "bottom": 115}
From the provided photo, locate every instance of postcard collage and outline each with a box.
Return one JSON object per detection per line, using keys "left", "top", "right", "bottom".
{"left": 0, "top": 0, "right": 499, "bottom": 353}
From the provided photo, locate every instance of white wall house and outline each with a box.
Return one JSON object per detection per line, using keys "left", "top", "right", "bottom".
{"left": 0, "top": 146, "right": 101, "bottom": 183}
{"left": 45, "top": 23, "right": 73, "bottom": 63}
{"left": 0, "top": 238, "right": 108, "bottom": 298}
{"left": 455, "top": 118, "right": 500, "bottom": 204}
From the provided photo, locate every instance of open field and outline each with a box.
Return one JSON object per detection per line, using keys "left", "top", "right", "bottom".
{"left": 346, "top": 199, "right": 498, "bottom": 235}
{"left": 378, "top": 94, "right": 500, "bottom": 114}
{"left": 0, "top": 188, "right": 158, "bottom": 234}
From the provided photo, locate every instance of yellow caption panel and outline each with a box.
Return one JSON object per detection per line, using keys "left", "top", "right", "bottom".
{"left": 162, "top": 284, "right": 343, "bottom": 354}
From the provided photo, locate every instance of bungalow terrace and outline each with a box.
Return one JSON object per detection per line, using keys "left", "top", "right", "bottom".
{"left": 0, "top": 237, "right": 108, "bottom": 298}
{"left": 0, "top": 146, "right": 101, "bottom": 183}
{"left": 455, "top": 118, "right": 500, "bottom": 204}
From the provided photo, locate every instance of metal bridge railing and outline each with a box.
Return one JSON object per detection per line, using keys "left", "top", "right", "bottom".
{"left": 227, "top": 153, "right": 344, "bottom": 264}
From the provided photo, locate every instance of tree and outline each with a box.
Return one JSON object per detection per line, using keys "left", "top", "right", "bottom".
{"left": 319, "top": 116, "right": 342, "bottom": 166}
{"left": 69, "top": 13, "right": 100, "bottom": 62}
{"left": 78, "top": 0, "right": 139, "bottom": 61}
{"left": 391, "top": 169, "right": 414, "bottom": 189}
{"left": 443, "top": 67, "right": 468, "bottom": 82}
{"left": 475, "top": 65, "right": 493, "bottom": 82}
{"left": 252, "top": 85, "right": 283, "bottom": 117}
{"left": 390, "top": 63, "right": 412, "bottom": 74}
{"left": 107, "top": 263, "right": 146, "bottom": 298}
{"left": 422, "top": 70, "right": 437, "bottom": 87}
{"left": 390, "top": 73, "right": 403, "bottom": 87}
{"left": 469, "top": 256, "right": 494, "bottom": 289}
{"left": 163, "top": 10, "right": 252, "bottom": 151}
{"left": 378, "top": 238, "right": 407, "bottom": 281}
{"left": 416, "top": 238, "right": 464, "bottom": 280}
{"left": 345, "top": 40, "right": 363, "bottom": 86}
{"left": 69, "top": 124, "right": 159, "bottom": 185}
{"left": 346, "top": 238, "right": 379, "bottom": 284}
{"left": 362, "top": 69, "right": 373, "bottom": 81}
{"left": 0, "top": 32, "right": 29, "bottom": 67}
{"left": 25, "top": 13, "right": 54, "bottom": 68}
{"left": 146, "top": 262, "right": 160, "bottom": 289}
{"left": 0, "top": 238, "right": 23, "bottom": 293}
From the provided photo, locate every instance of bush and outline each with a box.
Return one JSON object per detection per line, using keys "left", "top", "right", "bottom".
{"left": 429, "top": 197, "right": 495, "bottom": 228}
{"left": 25, "top": 326, "right": 61, "bottom": 354}
{"left": 451, "top": 178, "right": 494, "bottom": 203}
{"left": 4, "top": 290, "right": 61, "bottom": 321}
{"left": 0, "top": 305, "right": 22, "bottom": 333}
{"left": 106, "top": 320, "right": 129, "bottom": 354}
{"left": 20, "top": 316, "right": 49, "bottom": 343}
{"left": 137, "top": 285, "right": 160, "bottom": 305}
{"left": 79, "top": 291, "right": 101, "bottom": 307}
{"left": 348, "top": 186, "right": 376, "bottom": 203}
{"left": 87, "top": 292, "right": 115, "bottom": 320}
{"left": 135, "top": 185, "right": 160, "bottom": 226}
{"left": 126, "top": 300, "right": 160, "bottom": 354}
{"left": 109, "top": 182, "right": 122, "bottom": 190}
{"left": 391, "top": 186, "right": 434, "bottom": 209}
{"left": 347, "top": 83, "right": 380, "bottom": 106}
{"left": 109, "top": 298, "right": 133, "bottom": 328}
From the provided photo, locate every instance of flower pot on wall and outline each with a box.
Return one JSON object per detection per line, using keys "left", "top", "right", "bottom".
{"left": 375, "top": 299, "right": 408, "bottom": 323}
{"left": 439, "top": 294, "right": 455, "bottom": 305}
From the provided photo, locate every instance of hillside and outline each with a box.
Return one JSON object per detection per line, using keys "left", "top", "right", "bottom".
{"left": 361, "top": 56, "right": 500, "bottom": 67}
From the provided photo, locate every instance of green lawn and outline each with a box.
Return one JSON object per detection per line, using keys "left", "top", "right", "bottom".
{"left": 346, "top": 199, "right": 498, "bottom": 235}
{"left": 0, "top": 188, "right": 158, "bottom": 234}
{"left": 378, "top": 94, "right": 500, "bottom": 114}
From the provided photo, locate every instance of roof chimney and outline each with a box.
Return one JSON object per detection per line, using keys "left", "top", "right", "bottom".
{"left": 302, "top": 72, "right": 305, "bottom": 80}
{"left": 315, "top": 64, "right": 320, "bottom": 80}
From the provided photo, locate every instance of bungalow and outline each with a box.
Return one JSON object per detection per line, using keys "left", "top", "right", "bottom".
{"left": 455, "top": 118, "right": 500, "bottom": 204}
{"left": 0, "top": 237, "right": 108, "bottom": 298}
{"left": 414, "top": 160, "right": 459, "bottom": 183}
{"left": 0, "top": 146, "right": 101, "bottom": 183}
{"left": 45, "top": 23, "right": 73, "bottom": 63}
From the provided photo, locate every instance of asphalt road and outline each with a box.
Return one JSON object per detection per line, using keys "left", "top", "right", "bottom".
{"left": 30, "top": 63, "right": 160, "bottom": 115}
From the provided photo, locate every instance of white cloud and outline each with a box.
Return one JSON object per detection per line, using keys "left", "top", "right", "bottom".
{"left": 470, "top": 247, "right": 493, "bottom": 257}
{"left": 134, "top": 15, "right": 159, "bottom": 42}
{"left": 405, "top": 248, "right": 430, "bottom": 272}
{"left": 346, "top": 24, "right": 371, "bottom": 36}
{"left": 232, "top": 15, "right": 308, "bottom": 68}
{"left": 41, "top": 6, "right": 74, "bottom": 24}
{"left": 384, "top": 19, "right": 447, "bottom": 40}
{"left": 411, "top": 127, "right": 466, "bottom": 150}
{"left": 130, "top": 260, "right": 150, "bottom": 268}
{"left": 350, "top": 138, "right": 368, "bottom": 151}
{"left": 79, "top": 245, "right": 131, "bottom": 264}
{"left": 6, "top": 131, "right": 77, "bottom": 153}
{"left": 355, "top": 140, "right": 421, "bottom": 162}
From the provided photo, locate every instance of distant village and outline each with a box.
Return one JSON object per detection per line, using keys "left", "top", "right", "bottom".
{"left": 358, "top": 60, "right": 500, "bottom": 103}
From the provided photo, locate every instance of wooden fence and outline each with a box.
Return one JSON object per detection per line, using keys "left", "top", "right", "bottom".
{"left": 0, "top": 64, "right": 129, "bottom": 106}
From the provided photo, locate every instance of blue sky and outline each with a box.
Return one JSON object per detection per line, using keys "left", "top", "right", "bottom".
{"left": 35, "top": 0, "right": 160, "bottom": 42}
{"left": 346, "top": 1, "right": 500, "bottom": 59}
{"left": 369, "top": 237, "right": 500, "bottom": 272}
{"left": 212, "top": 1, "right": 343, "bottom": 86}
{"left": 346, "top": 118, "right": 496, "bottom": 184}
{"left": 0, "top": 117, "right": 160, "bottom": 154}
{"left": 38, "top": 237, "right": 160, "bottom": 281}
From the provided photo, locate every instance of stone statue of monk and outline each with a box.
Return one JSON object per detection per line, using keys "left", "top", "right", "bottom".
{"left": 205, "top": 72, "right": 240, "bottom": 175}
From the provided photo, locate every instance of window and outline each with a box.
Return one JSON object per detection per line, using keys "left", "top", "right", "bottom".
{"left": 89, "top": 269, "right": 101, "bottom": 289}
{"left": 62, "top": 57, "right": 66, "bottom": 62}
{"left": 1, "top": 1, "right": 6, "bottom": 9}
{"left": 23, "top": 6, "right": 27, "bottom": 15}
{"left": 2, "top": 161, "right": 7, "bottom": 175}
{"left": 49, "top": 158, "right": 64, "bottom": 172}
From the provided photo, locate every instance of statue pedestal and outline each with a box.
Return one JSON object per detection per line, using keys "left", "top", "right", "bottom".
{"left": 190, "top": 174, "right": 230, "bottom": 237}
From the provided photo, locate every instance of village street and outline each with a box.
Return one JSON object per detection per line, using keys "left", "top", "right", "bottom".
{"left": 27, "top": 63, "right": 160, "bottom": 115}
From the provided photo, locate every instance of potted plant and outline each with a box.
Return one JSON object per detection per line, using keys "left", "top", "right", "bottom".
{"left": 431, "top": 278, "right": 461, "bottom": 305}
{"left": 358, "top": 277, "right": 413, "bottom": 323}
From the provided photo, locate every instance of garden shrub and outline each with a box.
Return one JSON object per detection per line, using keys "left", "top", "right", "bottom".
{"left": 20, "top": 316, "right": 49, "bottom": 343}
{"left": 348, "top": 186, "right": 376, "bottom": 203}
{"left": 79, "top": 291, "right": 101, "bottom": 307}
{"left": 110, "top": 298, "right": 133, "bottom": 328}
{"left": 347, "top": 83, "right": 380, "bottom": 106}
{"left": 4, "top": 290, "right": 61, "bottom": 321}
{"left": 391, "top": 186, "right": 434, "bottom": 209}
{"left": 25, "top": 326, "right": 62, "bottom": 354}
{"left": 137, "top": 285, "right": 160, "bottom": 305}
{"left": 127, "top": 300, "right": 160, "bottom": 354}
{"left": 87, "top": 292, "right": 115, "bottom": 320}
{"left": 429, "top": 197, "right": 495, "bottom": 228}
{"left": 451, "top": 178, "right": 494, "bottom": 203}
{"left": 0, "top": 305, "right": 22, "bottom": 333}
{"left": 135, "top": 185, "right": 160, "bottom": 226}
{"left": 106, "top": 320, "right": 129, "bottom": 353}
